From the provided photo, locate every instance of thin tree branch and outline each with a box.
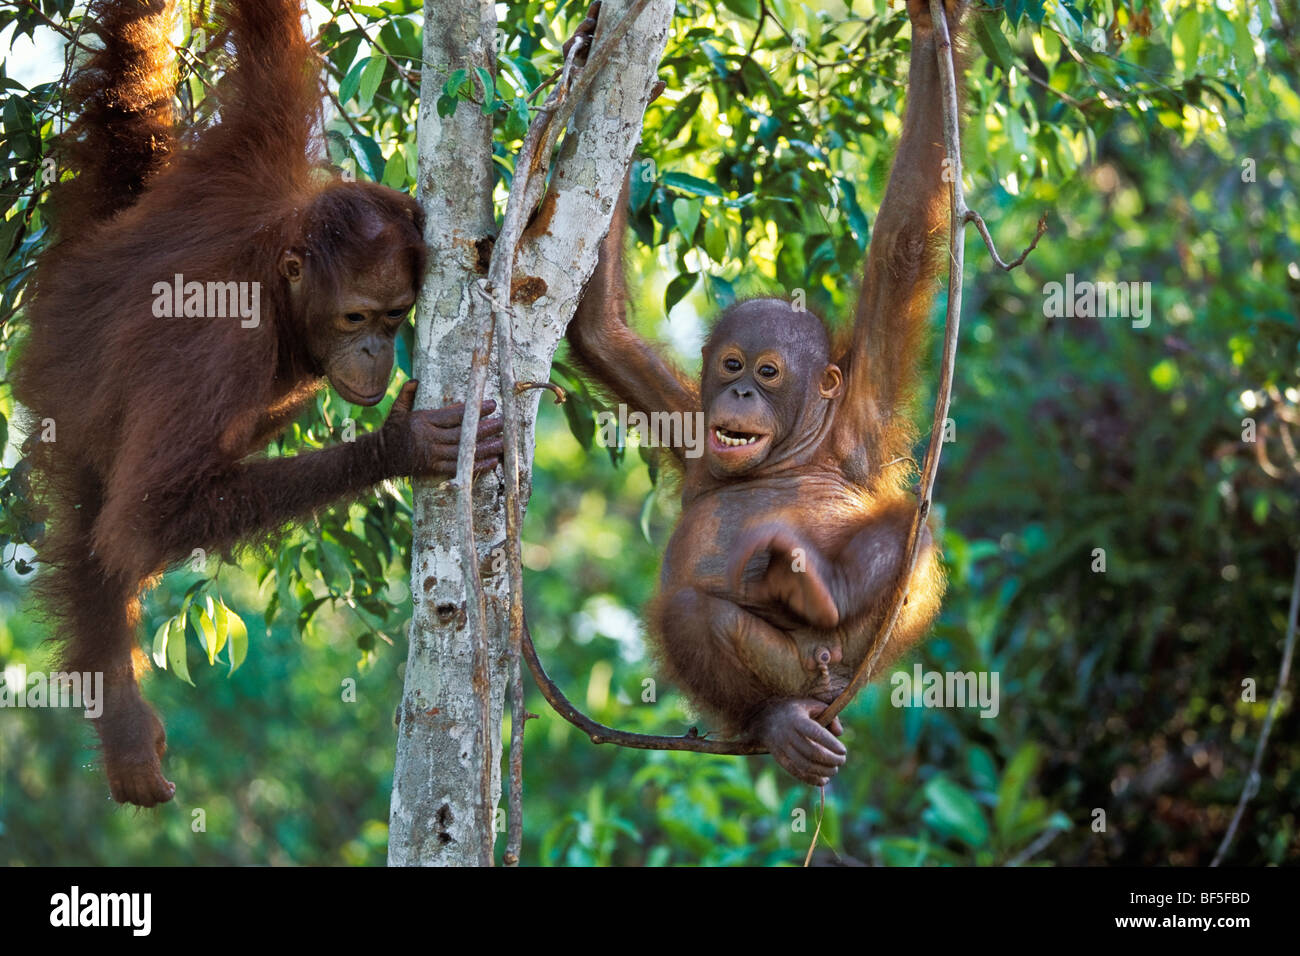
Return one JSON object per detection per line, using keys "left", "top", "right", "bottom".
{"left": 322, "top": 76, "right": 368, "bottom": 141}
{"left": 1211, "top": 548, "right": 1300, "bottom": 866}
{"left": 56, "top": 5, "right": 94, "bottom": 133}
{"left": 516, "top": 380, "right": 567, "bottom": 404}
{"left": 744, "top": 0, "right": 768, "bottom": 60}
{"left": 1022, "top": 68, "right": 1090, "bottom": 110}
{"left": 522, "top": 620, "right": 765, "bottom": 754}
{"left": 175, "top": 45, "right": 218, "bottom": 96}
{"left": 802, "top": 786, "right": 827, "bottom": 867}
{"left": 965, "top": 209, "right": 1048, "bottom": 271}
{"left": 19, "top": 0, "right": 75, "bottom": 41}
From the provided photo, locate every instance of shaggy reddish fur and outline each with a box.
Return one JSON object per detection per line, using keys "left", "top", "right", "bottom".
{"left": 15, "top": 0, "right": 431, "bottom": 806}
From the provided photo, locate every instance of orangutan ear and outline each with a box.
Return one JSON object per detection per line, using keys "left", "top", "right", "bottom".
{"left": 819, "top": 363, "right": 843, "bottom": 399}
{"left": 279, "top": 249, "right": 305, "bottom": 284}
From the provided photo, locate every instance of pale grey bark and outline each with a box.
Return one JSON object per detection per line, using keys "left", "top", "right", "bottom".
{"left": 388, "top": 0, "right": 674, "bottom": 867}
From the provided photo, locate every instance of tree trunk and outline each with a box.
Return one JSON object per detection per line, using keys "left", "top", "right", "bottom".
{"left": 388, "top": 0, "right": 674, "bottom": 866}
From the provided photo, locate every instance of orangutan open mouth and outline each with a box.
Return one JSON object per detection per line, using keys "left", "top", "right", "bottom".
{"left": 712, "top": 426, "right": 765, "bottom": 447}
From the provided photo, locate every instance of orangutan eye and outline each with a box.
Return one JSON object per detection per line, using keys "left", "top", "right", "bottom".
{"left": 723, "top": 357, "right": 743, "bottom": 372}
{"left": 345, "top": 312, "right": 366, "bottom": 324}
{"left": 758, "top": 363, "right": 778, "bottom": 378}
{"left": 386, "top": 308, "right": 409, "bottom": 318}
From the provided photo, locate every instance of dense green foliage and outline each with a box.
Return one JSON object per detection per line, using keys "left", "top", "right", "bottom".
{"left": 1, "top": 0, "right": 1296, "bottom": 865}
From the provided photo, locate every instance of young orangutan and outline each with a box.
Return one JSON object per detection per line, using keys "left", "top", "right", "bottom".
{"left": 566, "top": 0, "right": 961, "bottom": 785}
{"left": 15, "top": 0, "right": 502, "bottom": 806}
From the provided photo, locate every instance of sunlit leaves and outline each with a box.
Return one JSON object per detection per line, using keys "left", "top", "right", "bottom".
{"left": 149, "top": 580, "right": 256, "bottom": 682}
{"left": 974, "top": 11, "right": 1015, "bottom": 73}
{"left": 224, "top": 603, "right": 249, "bottom": 675}
{"left": 152, "top": 616, "right": 191, "bottom": 686}
{"left": 357, "top": 55, "right": 388, "bottom": 111}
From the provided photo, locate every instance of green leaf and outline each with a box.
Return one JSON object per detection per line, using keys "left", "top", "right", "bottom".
{"left": 924, "top": 776, "right": 990, "bottom": 847}
{"left": 475, "top": 66, "right": 497, "bottom": 115}
{"left": 443, "top": 68, "right": 467, "bottom": 99}
{"left": 837, "top": 177, "right": 870, "bottom": 250}
{"left": 151, "top": 618, "right": 170, "bottom": 670}
{"left": 628, "top": 162, "right": 656, "bottom": 211}
{"left": 1174, "top": 9, "right": 1201, "bottom": 73}
{"left": 973, "top": 13, "right": 1014, "bottom": 73}
{"left": 392, "top": 16, "right": 420, "bottom": 59}
{"left": 871, "top": 835, "right": 961, "bottom": 867}
{"left": 1003, "top": 797, "right": 1051, "bottom": 844}
{"left": 505, "top": 96, "right": 530, "bottom": 139}
{"left": 1050, "top": 2, "right": 1084, "bottom": 44}
{"left": 224, "top": 602, "right": 249, "bottom": 675}
{"left": 331, "top": 528, "right": 384, "bottom": 582}
{"left": 968, "top": 746, "right": 998, "bottom": 790}
{"left": 508, "top": 55, "right": 541, "bottom": 91}
{"left": 699, "top": 42, "right": 731, "bottom": 79}
{"left": 297, "top": 595, "right": 330, "bottom": 630}
{"left": 662, "top": 172, "right": 724, "bottom": 198}
{"left": 190, "top": 598, "right": 219, "bottom": 665}
{"left": 639, "top": 488, "right": 655, "bottom": 543}
{"left": 382, "top": 148, "right": 407, "bottom": 189}
{"left": 672, "top": 197, "right": 701, "bottom": 242}
{"left": 720, "top": 0, "right": 759, "bottom": 19}
{"left": 211, "top": 597, "right": 230, "bottom": 661}
{"left": 357, "top": 55, "right": 387, "bottom": 110}
{"left": 166, "top": 617, "right": 193, "bottom": 686}
{"left": 338, "top": 57, "right": 368, "bottom": 104}
{"left": 704, "top": 273, "right": 735, "bottom": 308}
{"left": 995, "top": 743, "right": 1041, "bottom": 838}
{"left": 318, "top": 539, "right": 354, "bottom": 595}
{"left": 664, "top": 272, "right": 697, "bottom": 313}
{"left": 658, "top": 91, "right": 701, "bottom": 141}
{"left": 348, "top": 134, "right": 385, "bottom": 181}
{"left": 561, "top": 390, "right": 596, "bottom": 450}
{"left": 703, "top": 215, "right": 727, "bottom": 261}
{"left": 0, "top": 214, "right": 25, "bottom": 261}
{"left": 204, "top": 595, "right": 222, "bottom": 652}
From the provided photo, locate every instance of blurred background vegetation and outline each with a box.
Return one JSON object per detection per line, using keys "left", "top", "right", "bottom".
{"left": 0, "top": 0, "right": 1297, "bottom": 865}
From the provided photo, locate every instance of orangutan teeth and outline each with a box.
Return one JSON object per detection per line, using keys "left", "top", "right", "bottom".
{"left": 715, "top": 428, "right": 758, "bottom": 447}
